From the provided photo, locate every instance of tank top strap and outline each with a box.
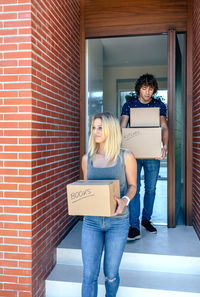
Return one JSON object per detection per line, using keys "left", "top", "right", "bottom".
{"left": 87, "top": 153, "right": 93, "bottom": 166}
{"left": 87, "top": 151, "right": 125, "bottom": 168}
{"left": 119, "top": 149, "right": 126, "bottom": 168}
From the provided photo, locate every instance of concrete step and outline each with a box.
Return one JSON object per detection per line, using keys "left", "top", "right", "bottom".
{"left": 46, "top": 263, "right": 200, "bottom": 297}
{"left": 46, "top": 281, "right": 200, "bottom": 297}
{"left": 57, "top": 248, "right": 200, "bottom": 275}
{"left": 46, "top": 222, "right": 200, "bottom": 297}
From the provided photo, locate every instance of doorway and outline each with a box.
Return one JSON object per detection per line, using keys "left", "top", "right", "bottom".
{"left": 85, "top": 34, "right": 185, "bottom": 227}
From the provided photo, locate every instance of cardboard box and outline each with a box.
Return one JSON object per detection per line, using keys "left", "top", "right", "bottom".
{"left": 130, "top": 107, "right": 160, "bottom": 127}
{"left": 66, "top": 179, "right": 120, "bottom": 216}
{"left": 122, "top": 127, "right": 162, "bottom": 159}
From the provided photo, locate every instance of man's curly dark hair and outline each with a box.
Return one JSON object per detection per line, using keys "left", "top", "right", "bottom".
{"left": 135, "top": 73, "right": 158, "bottom": 96}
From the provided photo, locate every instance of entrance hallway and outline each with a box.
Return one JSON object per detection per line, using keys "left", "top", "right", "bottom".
{"left": 46, "top": 221, "right": 200, "bottom": 297}
{"left": 140, "top": 156, "right": 168, "bottom": 225}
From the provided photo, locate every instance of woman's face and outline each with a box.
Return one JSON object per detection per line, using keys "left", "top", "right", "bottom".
{"left": 92, "top": 118, "right": 105, "bottom": 144}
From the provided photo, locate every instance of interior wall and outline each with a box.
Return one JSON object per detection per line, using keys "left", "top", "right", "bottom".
{"left": 103, "top": 65, "right": 168, "bottom": 116}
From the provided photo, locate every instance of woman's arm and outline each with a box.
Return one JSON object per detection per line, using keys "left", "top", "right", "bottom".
{"left": 123, "top": 150, "right": 137, "bottom": 199}
{"left": 113, "top": 150, "right": 137, "bottom": 215}
{"left": 81, "top": 154, "right": 88, "bottom": 180}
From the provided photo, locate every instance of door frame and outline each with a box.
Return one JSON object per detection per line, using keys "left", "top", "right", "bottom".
{"left": 167, "top": 28, "right": 176, "bottom": 227}
{"left": 167, "top": 29, "right": 187, "bottom": 227}
{"left": 80, "top": 23, "right": 193, "bottom": 226}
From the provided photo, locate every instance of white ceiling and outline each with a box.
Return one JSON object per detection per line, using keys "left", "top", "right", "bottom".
{"left": 101, "top": 35, "right": 168, "bottom": 67}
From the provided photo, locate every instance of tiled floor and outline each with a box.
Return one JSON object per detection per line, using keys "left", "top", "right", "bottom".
{"left": 60, "top": 221, "right": 200, "bottom": 257}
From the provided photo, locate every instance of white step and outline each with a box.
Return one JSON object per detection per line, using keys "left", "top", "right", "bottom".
{"left": 46, "top": 264, "right": 200, "bottom": 297}
{"left": 46, "top": 222, "right": 200, "bottom": 297}
{"left": 57, "top": 248, "right": 200, "bottom": 275}
{"left": 46, "top": 282, "right": 200, "bottom": 297}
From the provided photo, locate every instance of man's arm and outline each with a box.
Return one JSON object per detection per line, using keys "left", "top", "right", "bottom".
{"left": 120, "top": 115, "right": 129, "bottom": 128}
{"left": 158, "top": 115, "right": 169, "bottom": 160}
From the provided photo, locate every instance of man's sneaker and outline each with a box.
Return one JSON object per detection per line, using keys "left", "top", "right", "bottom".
{"left": 127, "top": 227, "right": 141, "bottom": 241}
{"left": 142, "top": 220, "right": 157, "bottom": 233}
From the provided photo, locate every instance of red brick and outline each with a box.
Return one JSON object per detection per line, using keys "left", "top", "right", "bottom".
{"left": 0, "top": 291, "right": 17, "bottom": 297}
{"left": 0, "top": 60, "right": 17, "bottom": 67}
{"left": 0, "top": 184, "right": 18, "bottom": 191}
{"left": 0, "top": 230, "right": 18, "bottom": 236}
{"left": 0, "top": 214, "right": 18, "bottom": 221}
{"left": 0, "top": 29, "right": 17, "bottom": 36}
{"left": 4, "top": 192, "right": 32, "bottom": 199}
{"left": 4, "top": 207, "right": 32, "bottom": 214}
{"left": 4, "top": 222, "right": 32, "bottom": 230}
{"left": 0, "top": 90, "right": 18, "bottom": 97}
{"left": 4, "top": 82, "right": 32, "bottom": 90}
{"left": 0, "top": 245, "right": 18, "bottom": 252}
{"left": 4, "top": 68, "right": 32, "bottom": 75}
{"left": 0, "top": 275, "right": 18, "bottom": 283}
{"left": 0, "top": 0, "right": 17, "bottom": 3}
{"left": 19, "top": 261, "right": 32, "bottom": 269}
{"left": 0, "top": 260, "right": 18, "bottom": 268}
{"left": 4, "top": 4, "right": 31, "bottom": 12}
{"left": 4, "top": 161, "right": 32, "bottom": 167}
{"left": 0, "top": 122, "right": 18, "bottom": 129}
{"left": 4, "top": 284, "right": 32, "bottom": 291}
{"left": 19, "top": 246, "right": 32, "bottom": 254}
{"left": 5, "top": 253, "right": 32, "bottom": 261}
{"left": 0, "top": 153, "right": 18, "bottom": 159}
{"left": 0, "top": 199, "right": 18, "bottom": 206}
{"left": 4, "top": 20, "right": 31, "bottom": 28}
{"left": 0, "top": 44, "right": 17, "bottom": 51}
{"left": 4, "top": 237, "right": 32, "bottom": 245}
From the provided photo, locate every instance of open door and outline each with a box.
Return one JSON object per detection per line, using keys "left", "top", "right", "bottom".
{"left": 168, "top": 29, "right": 185, "bottom": 227}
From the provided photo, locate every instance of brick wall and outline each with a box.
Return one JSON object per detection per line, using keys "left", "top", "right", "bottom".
{"left": 192, "top": 0, "right": 200, "bottom": 239}
{"left": 0, "top": 0, "right": 80, "bottom": 296}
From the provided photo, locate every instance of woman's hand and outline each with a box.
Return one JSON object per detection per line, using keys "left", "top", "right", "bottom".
{"left": 111, "top": 196, "right": 127, "bottom": 216}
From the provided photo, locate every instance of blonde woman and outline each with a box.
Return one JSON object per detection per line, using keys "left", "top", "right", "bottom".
{"left": 81, "top": 112, "right": 137, "bottom": 297}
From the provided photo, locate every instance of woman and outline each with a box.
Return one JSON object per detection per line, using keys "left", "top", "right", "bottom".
{"left": 81, "top": 112, "right": 137, "bottom": 297}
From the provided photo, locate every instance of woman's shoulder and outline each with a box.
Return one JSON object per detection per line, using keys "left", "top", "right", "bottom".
{"left": 82, "top": 153, "right": 88, "bottom": 163}
{"left": 121, "top": 148, "right": 135, "bottom": 160}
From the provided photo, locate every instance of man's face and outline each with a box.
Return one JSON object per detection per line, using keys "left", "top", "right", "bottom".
{"left": 139, "top": 85, "right": 154, "bottom": 103}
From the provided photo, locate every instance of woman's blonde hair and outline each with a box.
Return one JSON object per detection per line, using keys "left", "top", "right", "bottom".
{"left": 88, "top": 112, "right": 122, "bottom": 161}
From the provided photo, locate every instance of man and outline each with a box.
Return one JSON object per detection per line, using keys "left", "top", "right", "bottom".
{"left": 120, "top": 73, "right": 169, "bottom": 240}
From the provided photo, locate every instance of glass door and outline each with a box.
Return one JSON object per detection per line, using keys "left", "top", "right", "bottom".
{"left": 168, "top": 30, "right": 185, "bottom": 226}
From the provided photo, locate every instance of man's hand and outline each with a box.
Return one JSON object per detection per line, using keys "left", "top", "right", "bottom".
{"left": 156, "top": 145, "right": 168, "bottom": 160}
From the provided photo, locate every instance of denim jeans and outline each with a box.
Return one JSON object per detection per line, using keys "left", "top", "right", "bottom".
{"left": 81, "top": 215, "right": 129, "bottom": 297}
{"left": 129, "top": 159, "right": 160, "bottom": 230}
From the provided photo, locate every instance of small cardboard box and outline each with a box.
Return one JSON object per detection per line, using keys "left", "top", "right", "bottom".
{"left": 122, "top": 127, "right": 162, "bottom": 159}
{"left": 130, "top": 107, "right": 160, "bottom": 127}
{"left": 66, "top": 180, "right": 120, "bottom": 216}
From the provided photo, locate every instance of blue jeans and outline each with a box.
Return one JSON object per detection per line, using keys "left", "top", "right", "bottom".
{"left": 81, "top": 215, "right": 129, "bottom": 297}
{"left": 129, "top": 159, "right": 160, "bottom": 230}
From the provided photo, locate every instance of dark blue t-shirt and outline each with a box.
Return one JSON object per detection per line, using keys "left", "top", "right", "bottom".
{"left": 121, "top": 96, "right": 167, "bottom": 118}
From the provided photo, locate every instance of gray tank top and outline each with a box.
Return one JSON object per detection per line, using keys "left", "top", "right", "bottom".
{"left": 87, "top": 149, "right": 129, "bottom": 217}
